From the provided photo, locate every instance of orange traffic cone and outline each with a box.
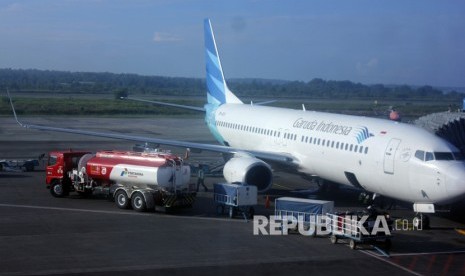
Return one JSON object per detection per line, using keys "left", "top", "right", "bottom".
{"left": 265, "top": 195, "right": 270, "bottom": 209}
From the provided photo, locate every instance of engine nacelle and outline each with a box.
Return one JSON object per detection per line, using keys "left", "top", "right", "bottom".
{"left": 223, "top": 156, "right": 272, "bottom": 192}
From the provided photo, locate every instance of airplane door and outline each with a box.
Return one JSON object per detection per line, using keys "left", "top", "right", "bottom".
{"left": 384, "top": 138, "right": 401, "bottom": 174}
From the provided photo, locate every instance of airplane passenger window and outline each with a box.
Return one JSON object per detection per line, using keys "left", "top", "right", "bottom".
{"left": 425, "top": 152, "right": 434, "bottom": 161}
{"left": 364, "top": 147, "right": 369, "bottom": 154}
{"left": 350, "top": 144, "right": 353, "bottom": 151}
{"left": 415, "top": 150, "right": 425, "bottom": 161}
{"left": 359, "top": 146, "right": 363, "bottom": 153}
{"left": 354, "top": 145, "right": 358, "bottom": 152}
{"left": 434, "top": 152, "right": 454, "bottom": 161}
{"left": 345, "top": 144, "right": 348, "bottom": 150}
{"left": 331, "top": 141, "right": 335, "bottom": 148}
{"left": 309, "top": 137, "right": 313, "bottom": 144}
{"left": 336, "top": 142, "right": 340, "bottom": 148}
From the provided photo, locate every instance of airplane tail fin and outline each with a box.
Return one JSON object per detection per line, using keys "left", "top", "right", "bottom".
{"left": 204, "top": 19, "right": 242, "bottom": 106}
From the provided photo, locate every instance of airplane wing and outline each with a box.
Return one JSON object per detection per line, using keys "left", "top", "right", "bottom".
{"left": 122, "top": 96, "right": 277, "bottom": 111}
{"left": 122, "top": 96, "right": 205, "bottom": 112}
{"left": 7, "top": 91, "right": 297, "bottom": 165}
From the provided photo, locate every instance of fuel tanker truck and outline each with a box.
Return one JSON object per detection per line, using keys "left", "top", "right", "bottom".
{"left": 45, "top": 150, "right": 196, "bottom": 212}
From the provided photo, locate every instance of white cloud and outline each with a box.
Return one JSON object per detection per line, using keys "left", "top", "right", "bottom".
{"left": 356, "top": 58, "right": 379, "bottom": 75}
{"left": 153, "top": 32, "right": 182, "bottom": 43}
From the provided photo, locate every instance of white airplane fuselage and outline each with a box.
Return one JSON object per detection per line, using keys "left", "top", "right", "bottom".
{"left": 206, "top": 103, "right": 465, "bottom": 205}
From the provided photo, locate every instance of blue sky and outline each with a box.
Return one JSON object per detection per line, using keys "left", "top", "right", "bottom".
{"left": 0, "top": 0, "right": 464, "bottom": 87}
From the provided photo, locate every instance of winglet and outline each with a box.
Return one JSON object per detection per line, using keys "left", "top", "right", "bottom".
{"left": 6, "top": 89, "right": 25, "bottom": 128}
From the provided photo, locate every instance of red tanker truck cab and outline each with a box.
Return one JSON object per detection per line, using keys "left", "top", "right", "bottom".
{"left": 46, "top": 150, "right": 91, "bottom": 191}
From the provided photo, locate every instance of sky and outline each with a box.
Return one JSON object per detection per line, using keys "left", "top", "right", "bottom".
{"left": 0, "top": 0, "right": 464, "bottom": 87}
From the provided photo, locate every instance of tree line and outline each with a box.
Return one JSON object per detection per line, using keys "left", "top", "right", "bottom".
{"left": 0, "top": 68, "right": 462, "bottom": 100}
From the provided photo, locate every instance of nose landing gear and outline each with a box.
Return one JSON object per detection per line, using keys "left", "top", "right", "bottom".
{"left": 413, "top": 213, "right": 430, "bottom": 229}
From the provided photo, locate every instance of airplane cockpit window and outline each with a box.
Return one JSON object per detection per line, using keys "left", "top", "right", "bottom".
{"left": 425, "top": 152, "right": 434, "bottom": 161}
{"left": 434, "top": 152, "right": 455, "bottom": 160}
{"left": 414, "top": 150, "right": 425, "bottom": 161}
{"left": 434, "top": 152, "right": 455, "bottom": 161}
{"left": 414, "top": 150, "right": 461, "bottom": 161}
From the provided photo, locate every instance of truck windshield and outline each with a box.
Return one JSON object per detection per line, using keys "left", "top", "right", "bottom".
{"left": 48, "top": 155, "right": 57, "bottom": 166}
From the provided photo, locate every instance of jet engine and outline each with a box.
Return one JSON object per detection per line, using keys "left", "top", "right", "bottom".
{"left": 223, "top": 156, "right": 273, "bottom": 192}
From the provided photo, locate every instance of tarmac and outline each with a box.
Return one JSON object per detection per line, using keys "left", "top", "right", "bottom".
{"left": 1, "top": 116, "right": 465, "bottom": 275}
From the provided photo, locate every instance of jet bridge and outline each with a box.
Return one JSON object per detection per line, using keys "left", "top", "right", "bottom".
{"left": 414, "top": 112, "right": 465, "bottom": 155}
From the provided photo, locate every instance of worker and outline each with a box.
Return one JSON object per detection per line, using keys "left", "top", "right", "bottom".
{"left": 196, "top": 164, "right": 208, "bottom": 192}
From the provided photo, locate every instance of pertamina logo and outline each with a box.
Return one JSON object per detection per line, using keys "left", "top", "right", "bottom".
{"left": 120, "top": 168, "right": 143, "bottom": 178}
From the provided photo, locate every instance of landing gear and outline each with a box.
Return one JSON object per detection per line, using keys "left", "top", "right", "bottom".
{"left": 413, "top": 214, "right": 430, "bottom": 229}
{"left": 358, "top": 192, "right": 379, "bottom": 205}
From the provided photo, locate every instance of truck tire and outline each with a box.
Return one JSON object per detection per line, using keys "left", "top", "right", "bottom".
{"left": 115, "top": 190, "right": 130, "bottom": 209}
{"left": 131, "top": 192, "right": 147, "bottom": 212}
{"left": 50, "top": 180, "right": 68, "bottom": 198}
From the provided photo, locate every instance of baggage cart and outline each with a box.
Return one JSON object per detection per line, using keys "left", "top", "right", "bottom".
{"left": 214, "top": 183, "right": 257, "bottom": 221}
{"left": 275, "top": 197, "right": 334, "bottom": 234}
{"left": 326, "top": 209, "right": 393, "bottom": 251}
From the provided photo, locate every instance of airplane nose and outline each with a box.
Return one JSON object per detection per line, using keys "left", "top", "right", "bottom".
{"left": 445, "top": 163, "right": 465, "bottom": 202}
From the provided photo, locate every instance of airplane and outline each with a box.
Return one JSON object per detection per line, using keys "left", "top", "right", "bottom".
{"left": 7, "top": 19, "right": 465, "bottom": 227}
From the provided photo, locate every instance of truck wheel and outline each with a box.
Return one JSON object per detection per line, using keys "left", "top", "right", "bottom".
{"left": 115, "top": 190, "right": 130, "bottom": 209}
{"left": 50, "top": 181, "right": 68, "bottom": 198}
{"left": 131, "top": 192, "right": 147, "bottom": 212}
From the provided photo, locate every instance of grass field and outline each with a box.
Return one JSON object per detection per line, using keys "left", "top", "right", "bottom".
{"left": 1, "top": 93, "right": 459, "bottom": 121}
